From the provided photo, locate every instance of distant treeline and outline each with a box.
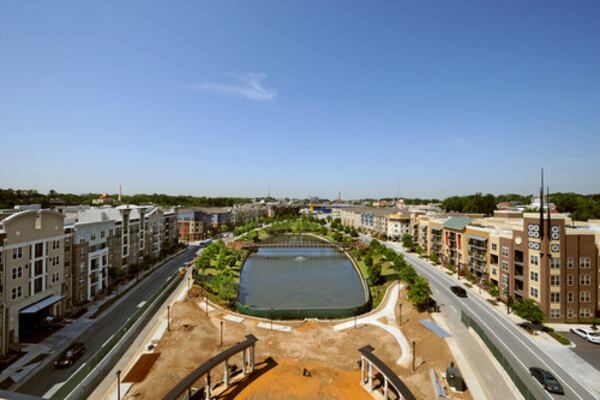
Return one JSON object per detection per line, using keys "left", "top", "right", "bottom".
{"left": 442, "top": 192, "right": 600, "bottom": 220}
{"left": 0, "top": 189, "right": 252, "bottom": 209}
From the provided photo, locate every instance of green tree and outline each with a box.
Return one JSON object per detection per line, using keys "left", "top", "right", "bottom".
{"left": 407, "top": 276, "right": 432, "bottom": 310}
{"left": 512, "top": 299, "right": 544, "bottom": 324}
{"left": 367, "top": 262, "right": 382, "bottom": 285}
{"left": 429, "top": 252, "right": 439, "bottom": 264}
{"left": 401, "top": 233, "right": 415, "bottom": 250}
{"left": 364, "top": 255, "right": 373, "bottom": 267}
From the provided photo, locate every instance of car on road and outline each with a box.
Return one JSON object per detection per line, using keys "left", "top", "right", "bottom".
{"left": 529, "top": 367, "right": 564, "bottom": 395}
{"left": 450, "top": 286, "right": 468, "bottom": 298}
{"left": 54, "top": 342, "right": 86, "bottom": 368}
{"left": 570, "top": 327, "right": 600, "bottom": 344}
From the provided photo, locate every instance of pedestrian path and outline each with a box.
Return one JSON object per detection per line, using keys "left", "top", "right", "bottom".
{"left": 257, "top": 322, "right": 292, "bottom": 333}
{"left": 333, "top": 282, "right": 411, "bottom": 367}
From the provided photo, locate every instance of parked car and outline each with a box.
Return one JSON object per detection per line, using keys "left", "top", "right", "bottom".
{"left": 529, "top": 367, "right": 564, "bottom": 395}
{"left": 450, "top": 286, "right": 468, "bottom": 298}
{"left": 570, "top": 327, "right": 600, "bottom": 344}
{"left": 54, "top": 342, "right": 86, "bottom": 368}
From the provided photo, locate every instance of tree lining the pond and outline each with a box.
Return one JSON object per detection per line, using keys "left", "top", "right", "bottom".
{"left": 351, "top": 240, "right": 432, "bottom": 310}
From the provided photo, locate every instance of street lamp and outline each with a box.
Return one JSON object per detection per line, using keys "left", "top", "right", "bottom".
{"left": 220, "top": 320, "right": 224, "bottom": 348}
{"left": 167, "top": 305, "right": 171, "bottom": 331}
{"left": 116, "top": 370, "right": 122, "bottom": 400}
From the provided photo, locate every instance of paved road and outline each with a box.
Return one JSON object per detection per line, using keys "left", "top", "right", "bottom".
{"left": 386, "top": 242, "right": 599, "bottom": 400}
{"left": 564, "top": 332, "right": 600, "bottom": 371}
{"left": 15, "top": 245, "right": 200, "bottom": 397}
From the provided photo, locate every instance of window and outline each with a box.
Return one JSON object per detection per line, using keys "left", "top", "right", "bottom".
{"left": 35, "top": 242, "right": 43, "bottom": 258}
{"left": 567, "top": 257, "right": 574, "bottom": 269}
{"left": 11, "top": 286, "right": 22, "bottom": 300}
{"left": 549, "top": 310, "right": 561, "bottom": 319}
{"left": 492, "top": 243, "right": 497, "bottom": 251}
{"left": 550, "top": 292, "right": 560, "bottom": 303}
{"left": 567, "top": 275, "right": 574, "bottom": 286}
{"left": 100, "top": 231, "right": 105, "bottom": 238}
{"left": 12, "top": 247, "right": 22, "bottom": 260}
{"left": 580, "top": 309, "right": 593, "bottom": 318}
{"left": 530, "top": 271, "right": 539, "bottom": 282}
{"left": 580, "top": 257, "right": 591, "bottom": 269}
{"left": 529, "top": 255, "right": 539, "bottom": 266}
{"left": 550, "top": 258, "right": 560, "bottom": 269}
{"left": 11, "top": 266, "right": 23, "bottom": 280}
{"left": 580, "top": 291, "right": 591, "bottom": 302}
{"left": 567, "top": 309, "right": 575, "bottom": 318}
{"left": 567, "top": 292, "right": 574, "bottom": 303}
{"left": 550, "top": 276, "right": 560, "bottom": 286}
{"left": 90, "top": 233, "right": 96, "bottom": 241}
{"left": 501, "top": 246, "right": 509, "bottom": 257}
{"left": 502, "top": 261, "right": 509, "bottom": 273}
{"left": 109, "top": 229, "right": 114, "bottom": 236}
{"left": 580, "top": 274, "right": 591, "bottom": 286}
{"left": 530, "top": 287, "right": 538, "bottom": 297}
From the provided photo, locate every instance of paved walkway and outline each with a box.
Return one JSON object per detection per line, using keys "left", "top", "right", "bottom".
{"left": 333, "top": 282, "right": 411, "bottom": 367}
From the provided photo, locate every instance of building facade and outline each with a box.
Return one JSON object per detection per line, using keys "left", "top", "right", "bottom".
{"left": 0, "top": 210, "right": 66, "bottom": 354}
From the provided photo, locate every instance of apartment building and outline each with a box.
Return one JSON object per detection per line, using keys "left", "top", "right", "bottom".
{"left": 338, "top": 207, "right": 411, "bottom": 240}
{"left": 411, "top": 210, "right": 600, "bottom": 322}
{"left": 177, "top": 207, "right": 233, "bottom": 241}
{"left": 0, "top": 210, "right": 66, "bottom": 355}
{"left": 232, "top": 203, "right": 267, "bottom": 226}
{"left": 387, "top": 213, "right": 411, "bottom": 240}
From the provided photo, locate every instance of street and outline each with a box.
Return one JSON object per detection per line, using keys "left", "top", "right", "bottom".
{"left": 15, "top": 245, "right": 200, "bottom": 397}
{"left": 386, "top": 242, "right": 599, "bottom": 400}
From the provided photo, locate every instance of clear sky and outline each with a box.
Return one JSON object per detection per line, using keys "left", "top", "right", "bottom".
{"left": 1, "top": 1, "right": 599, "bottom": 199}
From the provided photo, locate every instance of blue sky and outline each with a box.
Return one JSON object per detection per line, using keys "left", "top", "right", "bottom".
{"left": 1, "top": 1, "right": 599, "bottom": 199}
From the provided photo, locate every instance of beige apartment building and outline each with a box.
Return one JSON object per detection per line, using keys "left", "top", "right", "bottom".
{"left": 0, "top": 210, "right": 66, "bottom": 354}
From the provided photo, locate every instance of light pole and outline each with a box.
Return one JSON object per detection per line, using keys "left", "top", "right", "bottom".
{"left": 116, "top": 370, "right": 122, "bottom": 400}
{"left": 412, "top": 341, "right": 416, "bottom": 372}
{"left": 167, "top": 305, "right": 171, "bottom": 331}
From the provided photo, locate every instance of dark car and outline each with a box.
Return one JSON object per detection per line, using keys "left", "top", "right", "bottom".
{"left": 54, "top": 342, "right": 86, "bottom": 368}
{"left": 530, "top": 367, "right": 564, "bottom": 395}
{"left": 450, "top": 286, "right": 468, "bottom": 298}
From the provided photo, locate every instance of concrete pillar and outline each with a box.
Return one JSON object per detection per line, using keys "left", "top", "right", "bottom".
{"left": 368, "top": 362, "right": 373, "bottom": 392}
{"left": 224, "top": 359, "right": 230, "bottom": 387}
{"left": 250, "top": 345, "right": 255, "bottom": 371}
{"left": 242, "top": 349, "right": 247, "bottom": 375}
{"left": 205, "top": 370, "right": 211, "bottom": 400}
{"left": 360, "top": 356, "right": 365, "bottom": 384}
{"left": 383, "top": 378, "right": 389, "bottom": 400}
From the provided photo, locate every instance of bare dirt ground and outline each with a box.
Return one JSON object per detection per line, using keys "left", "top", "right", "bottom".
{"left": 125, "top": 286, "right": 472, "bottom": 400}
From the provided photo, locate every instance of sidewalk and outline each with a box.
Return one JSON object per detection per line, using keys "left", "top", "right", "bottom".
{"left": 4, "top": 248, "right": 187, "bottom": 391}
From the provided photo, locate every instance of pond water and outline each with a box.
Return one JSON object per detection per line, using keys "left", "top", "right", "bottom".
{"left": 238, "top": 235, "right": 369, "bottom": 318}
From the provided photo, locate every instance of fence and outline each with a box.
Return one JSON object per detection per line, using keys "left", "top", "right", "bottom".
{"left": 50, "top": 272, "right": 183, "bottom": 400}
{"left": 235, "top": 300, "right": 372, "bottom": 320}
{"left": 460, "top": 311, "right": 536, "bottom": 400}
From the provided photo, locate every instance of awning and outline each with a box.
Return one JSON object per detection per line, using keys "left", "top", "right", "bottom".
{"left": 467, "top": 234, "right": 488, "bottom": 242}
{"left": 20, "top": 294, "right": 63, "bottom": 314}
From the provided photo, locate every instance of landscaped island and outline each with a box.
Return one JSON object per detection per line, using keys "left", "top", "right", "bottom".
{"left": 193, "top": 217, "right": 432, "bottom": 319}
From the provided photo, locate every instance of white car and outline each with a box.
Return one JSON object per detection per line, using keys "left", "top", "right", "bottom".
{"left": 570, "top": 327, "right": 600, "bottom": 344}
